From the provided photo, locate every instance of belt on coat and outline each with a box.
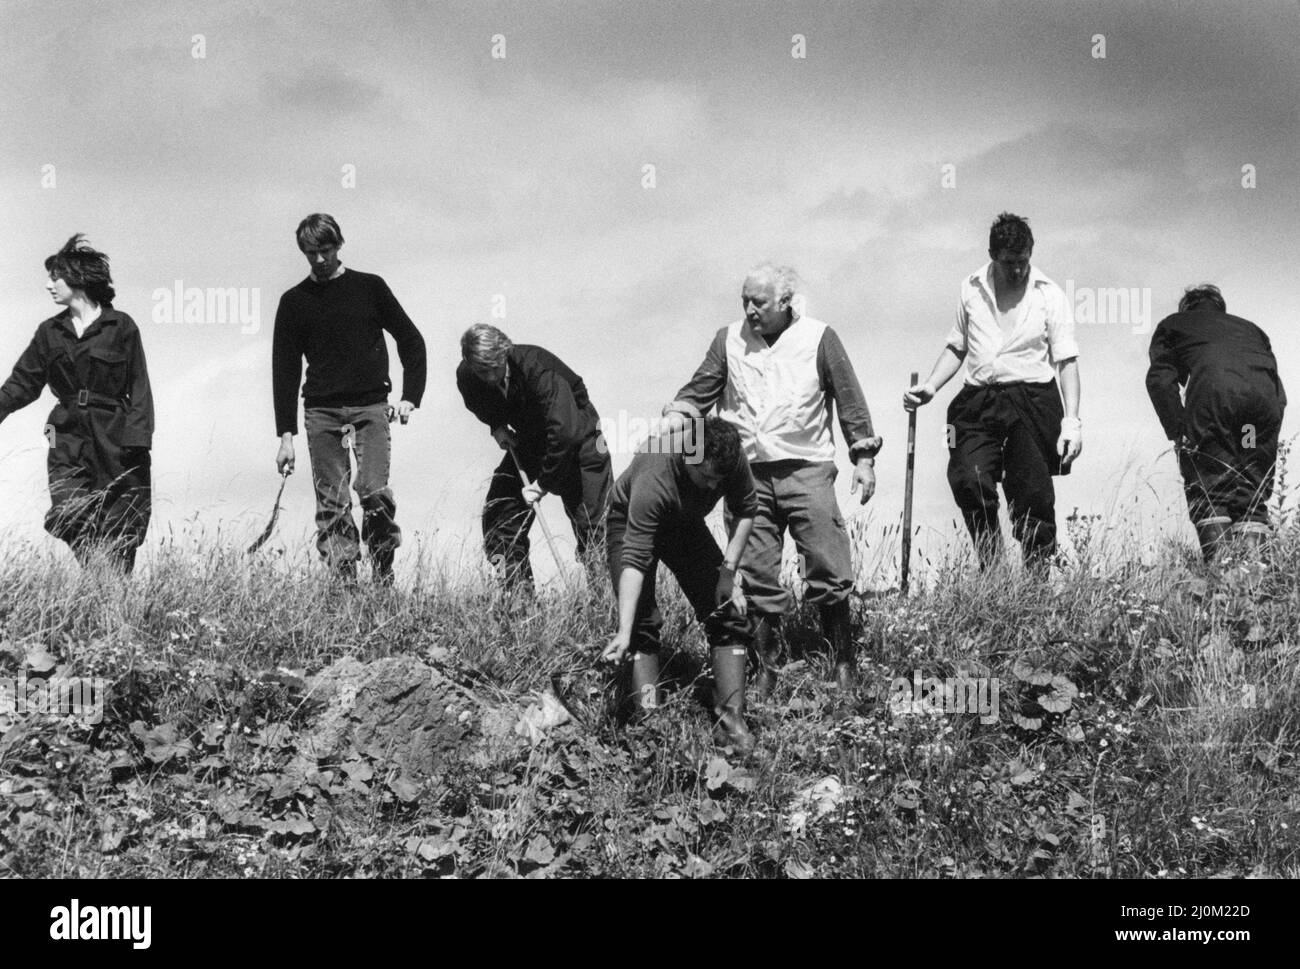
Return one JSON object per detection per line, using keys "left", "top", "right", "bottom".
{"left": 59, "top": 389, "right": 128, "bottom": 410}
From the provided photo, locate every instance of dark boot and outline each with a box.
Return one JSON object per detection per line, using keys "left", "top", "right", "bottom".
{"left": 711, "top": 645, "right": 755, "bottom": 755}
{"left": 332, "top": 558, "right": 359, "bottom": 589}
{"left": 750, "top": 615, "right": 782, "bottom": 701}
{"left": 820, "top": 599, "right": 857, "bottom": 691}
{"left": 630, "top": 651, "right": 661, "bottom": 716}
{"left": 972, "top": 529, "right": 1004, "bottom": 572}
{"left": 1195, "top": 519, "right": 1231, "bottom": 563}
{"left": 372, "top": 547, "right": 395, "bottom": 586}
{"left": 1229, "top": 524, "right": 1268, "bottom": 558}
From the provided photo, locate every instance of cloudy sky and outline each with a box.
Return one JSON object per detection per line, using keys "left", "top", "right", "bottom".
{"left": 1, "top": 0, "right": 1297, "bottom": 582}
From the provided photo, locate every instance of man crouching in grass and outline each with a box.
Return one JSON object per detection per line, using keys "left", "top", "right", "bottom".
{"left": 601, "top": 416, "right": 759, "bottom": 754}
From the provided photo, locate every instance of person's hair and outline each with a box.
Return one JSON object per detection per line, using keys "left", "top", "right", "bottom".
{"left": 988, "top": 212, "right": 1034, "bottom": 254}
{"left": 1178, "top": 284, "right": 1226, "bottom": 313}
{"left": 296, "top": 213, "right": 344, "bottom": 249}
{"left": 701, "top": 416, "right": 741, "bottom": 473}
{"left": 748, "top": 263, "right": 800, "bottom": 308}
{"left": 44, "top": 234, "right": 114, "bottom": 306}
{"left": 461, "top": 323, "right": 512, "bottom": 368}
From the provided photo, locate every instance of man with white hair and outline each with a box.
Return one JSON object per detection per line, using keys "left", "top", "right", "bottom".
{"left": 664, "top": 264, "right": 882, "bottom": 696}
{"left": 457, "top": 324, "right": 612, "bottom": 596}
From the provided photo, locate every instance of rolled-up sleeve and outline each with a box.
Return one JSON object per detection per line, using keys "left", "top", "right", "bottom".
{"left": 817, "top": 328, "right": 882, "bottom": 460}
{"left": 1045, "top": 285, "right": 1079, "bottom": 364}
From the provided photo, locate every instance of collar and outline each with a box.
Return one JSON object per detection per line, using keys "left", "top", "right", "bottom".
{"left": 744, "top": 310, "right": 803, "bottom": 346}
{"left": 53, "top": 306, "right": 120, "bottom": 337}
{"left": 972, "top": 262, "right": 1052, "bottom": 299}
{"left": 308, "top": 264, "right": 346, "bottom": 284}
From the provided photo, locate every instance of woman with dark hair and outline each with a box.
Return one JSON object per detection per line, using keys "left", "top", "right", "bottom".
{"left": 0, "top": 235, "right": 154, "bottom": 573}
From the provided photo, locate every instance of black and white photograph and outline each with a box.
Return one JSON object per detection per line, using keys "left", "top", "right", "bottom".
{"left": 0, "top": 0, "right": 1295, "bottom": 924}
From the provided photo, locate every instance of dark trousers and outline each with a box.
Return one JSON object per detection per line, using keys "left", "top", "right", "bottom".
{"left": 606, "top": 515, "right": 752, "bottom": 655}
{"left": 1179, "top": 395, "right": 1283, "bottom": 528}
{"left": 45, "top": 404, "right": 151, "bottom": 571}
{"left": 946, "top": 381, "right": 1065, "bottom": 567}
{"left": 482, "top": 434, "right": 612, "bottom": 589}
{"left": 304, "top": 403, "right": 399, "bottom": 569}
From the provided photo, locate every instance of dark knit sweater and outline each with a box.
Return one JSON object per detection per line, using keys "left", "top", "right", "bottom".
{"left": 272, "top": 269, "right": 427, "bottom": 436}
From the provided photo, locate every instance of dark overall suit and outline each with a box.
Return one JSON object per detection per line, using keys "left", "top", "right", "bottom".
{"left": 0, "top": 308, "right": 153, "bottom": 571}
{"left": 1146, "top": 309, "right": 1286, "bottom": 538}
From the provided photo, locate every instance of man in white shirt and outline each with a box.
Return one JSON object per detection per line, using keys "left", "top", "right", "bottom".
{"left": 665, "top": 264, "right": 882, "bottom": 695}
{"left": 904, "top": 213, "right": 1082, "bottom": 572}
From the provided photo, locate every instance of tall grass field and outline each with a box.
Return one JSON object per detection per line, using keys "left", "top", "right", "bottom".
{"left": 1, "top": 507, "right": 1297, "bottom": 879}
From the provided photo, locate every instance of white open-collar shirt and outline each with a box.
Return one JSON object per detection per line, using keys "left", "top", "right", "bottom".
{"left": 945, "top": 263, "right": 1079, "bottom": 386}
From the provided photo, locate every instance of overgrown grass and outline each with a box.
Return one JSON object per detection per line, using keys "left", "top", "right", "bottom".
{"left": 1, "top": 516, "right": 1298, "bottom": 878}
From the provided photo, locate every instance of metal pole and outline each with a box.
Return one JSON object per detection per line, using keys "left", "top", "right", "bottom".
{"left": 901, "top": 371, "right": 918, "bottom": 595}
{"left": 507, "top": 445, "right": 567, "bottom": 583}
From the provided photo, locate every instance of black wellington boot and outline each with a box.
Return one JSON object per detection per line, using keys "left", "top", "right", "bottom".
{"left": 750, "top": 615, "right": 782, "bottom": 702}
{"left": 1195, "top": 519, "right": 1231, "bottom": 563}
{"left": 820, "top": 599, "right": 857, "bottom": 691}
{"left": 711, "top": 645, "right": 756, "bottom": 755}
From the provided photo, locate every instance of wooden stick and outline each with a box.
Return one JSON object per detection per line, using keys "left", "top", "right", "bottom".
{"left": 901, "top": 371, "right": 918, "bottom": 595}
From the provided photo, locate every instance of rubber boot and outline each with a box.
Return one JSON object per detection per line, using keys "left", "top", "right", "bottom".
{"left": 750, "top": 615, "right": 782, "bottom": 702}
{"left": 711, "top": 645, "right": 755, "bottom": 755}
{"left": 1195, "top": 518, "right": 1231, "bottom": 563}
{"left": 372, "top": 547, "right": 395, "bottom": 587}
{"left": 630, "top": 651, "right": 661, "bottom": 716}
{"left": 1229, "top": 523, "right": 1268, "bottom": 556}
{"left": 820, "top": 599, "right": 857, "bottom": 691}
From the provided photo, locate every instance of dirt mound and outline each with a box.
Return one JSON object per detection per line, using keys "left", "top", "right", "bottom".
{"left": 287, "top": 650, "right": 572, "bottom": 780}
{"left": 288, "top": 654, "right": 531, "bottom": 780}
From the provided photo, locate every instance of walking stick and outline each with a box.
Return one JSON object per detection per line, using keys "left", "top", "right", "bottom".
{"left": 507, "top": 445, "right": 568, "bottom": 582}
{"left": 901, "top": 371, "right": 918, "bottom": 595}
{"left": 247, "top": 469, "right": 290, "bottom": 555}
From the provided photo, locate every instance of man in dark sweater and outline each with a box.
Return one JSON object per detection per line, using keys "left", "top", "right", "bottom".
{"left": 272, "top": 214, "right": 427, "bottom": 584}
{"left": 1146, "top": 284, "right": 1286, "bottom": 560}
{"left": 457, "top": 323, "right": 612, "bottom": 595}
{"left": 602, "top": 416, "right": 759, "bottom": 753}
